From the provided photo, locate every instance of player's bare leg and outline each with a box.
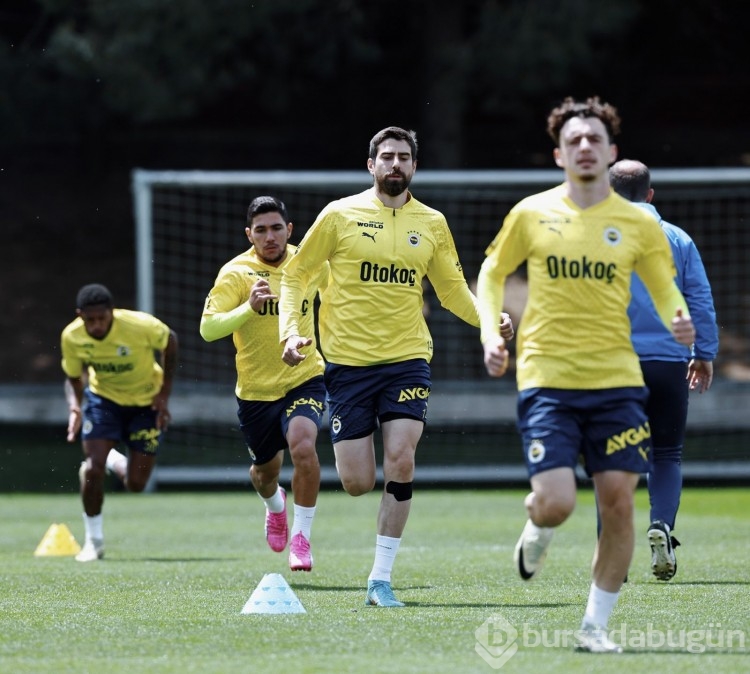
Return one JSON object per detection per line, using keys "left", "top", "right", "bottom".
{"left": 364, "top": 418, "right": 422, "bottom": 607}
{"left": 77, "top": 438, "right": 113, "bottom": 562}
{"left": 334, "top": 436, "right": 377, "bottom": 496}
{"left": 79, "top": 438, "right": 113, "bottom": 516}
{"left": 286, "top": 416, "right": 320, "bottom": 507}
{"left": 286, "top": 416, "right": 321, "bottom": 571}
{"left": 515, "top": 467, "right": 576, "bottom": 580}
{"left": 591, "top": 470, "right": 639, "bottom": 591}
{"left": 251, "top": 451, "right": 288, "bottom": 553}
{"left": 576, "top": 470, "right": 638, "bottom": 653}
{"left": 124, "top": 450, "right": 156, "bottom": 492}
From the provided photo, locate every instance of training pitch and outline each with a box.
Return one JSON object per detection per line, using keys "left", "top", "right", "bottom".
{"left": 1, "top": 488, "right": 748, "bottom": 673}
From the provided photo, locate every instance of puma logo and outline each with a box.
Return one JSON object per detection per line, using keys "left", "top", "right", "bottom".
{"left": 362, "top": 231, "right": 377, "bottom": 242}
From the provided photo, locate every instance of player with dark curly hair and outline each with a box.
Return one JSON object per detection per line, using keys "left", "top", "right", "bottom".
{"left": 477, "top": 97, "right": 695, "bottom": 652}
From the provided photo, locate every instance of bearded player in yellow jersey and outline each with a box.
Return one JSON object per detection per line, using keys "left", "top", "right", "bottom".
{"left": 477, "top": 97, "right": 696, "bottom": 653}
{"left": 201, "top": 196, "right": 328, "bottom": 572}
{"left": 280, "top": 126, "right": 514, "bottom": 606}
{"left": 62, "top": 283, "right": 178, "bottom": 562}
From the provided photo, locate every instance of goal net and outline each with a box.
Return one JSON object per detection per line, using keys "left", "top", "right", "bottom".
{"left": 132, "top": 168, "right": 750, "bottom": 484}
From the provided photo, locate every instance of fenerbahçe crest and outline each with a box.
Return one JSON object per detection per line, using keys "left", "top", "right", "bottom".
{"left": 527, "top": 439, "right": 545, "bottom": 464}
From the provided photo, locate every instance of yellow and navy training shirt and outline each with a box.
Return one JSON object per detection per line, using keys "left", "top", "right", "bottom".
{"left": 477, "top": 187, "right": 688, "bottom": 391}
{"left": 61, "top": 309, "right": 170, "bottom": 407}
{"left": 201, "top": 244, "right": 326, "bottom": 401}
{"left": 279, "top": 188, "right": 479, "bottom": 366}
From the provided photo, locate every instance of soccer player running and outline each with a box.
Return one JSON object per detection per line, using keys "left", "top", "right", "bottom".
{"left": 62, "top": 283, "right": 178, "bottom": 562}
{"left": 279, "top": 126, "right": 514, "bottom": 607}
{"left": 200, "top": 196, "right": 327, "bottom": 572}
{"left": 477, "top": 97, "right": 695, "bottom": 653}
{"left": 609, "top": 159, "right": 718, "bottom": 580}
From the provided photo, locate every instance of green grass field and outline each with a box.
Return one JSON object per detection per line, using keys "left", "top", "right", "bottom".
{"left": 1, "top": 487, "right": 747, "bottom": 674}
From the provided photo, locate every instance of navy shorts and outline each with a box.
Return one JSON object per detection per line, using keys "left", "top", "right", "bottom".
{"left": 516, "top": 387, "right": 652, "bottom": 478}
{"left": 81, "top": 388, "right": 162, "bottom": 456}
{"left": 325, "top": 359, "right": 431, "bottom": 443}
{"left": 237, "top": 376, "right": 326, "bottom": 465}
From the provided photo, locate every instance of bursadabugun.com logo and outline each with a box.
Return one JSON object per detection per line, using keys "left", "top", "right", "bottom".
{"left": 475, "top": 614, "right": 518, "bottom": 669}
{"left": 476, "top": 614, "right": 747, "bottom": 668}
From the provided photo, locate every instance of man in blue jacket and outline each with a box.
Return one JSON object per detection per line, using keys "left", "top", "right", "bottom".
{"left": 610, "top": 159, "right": 719, "bottom": 581}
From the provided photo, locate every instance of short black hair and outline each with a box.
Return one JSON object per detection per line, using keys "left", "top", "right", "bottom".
{"left": 76, "top": 283, "right": 113, "bottom": 310}
{"left": 368, "top": 126, "right": 418, "bottom": 161}
{"left": 247, "top": 196, "right": 289, "bottom": 225}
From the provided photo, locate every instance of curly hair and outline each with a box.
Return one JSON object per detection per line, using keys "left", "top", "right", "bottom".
{"left": 546, "top": 96, "right": 621, "bottom": 145}
{"left": 76, "top": 283, "right": 114, "bottom": 310}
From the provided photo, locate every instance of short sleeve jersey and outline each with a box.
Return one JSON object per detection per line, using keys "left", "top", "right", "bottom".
{"left": 202, "top": 244, "right": 326, "bottom": 401}
{"left": 61, "top": 309, "right": 170, "bottom": 406}
{"left": 279, "top": 188, "right": 479, "bottom": 366}
{"left": 479, "top": 187, "right": 685, "bottom": 390}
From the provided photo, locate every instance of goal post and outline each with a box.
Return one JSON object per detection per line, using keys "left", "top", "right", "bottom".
{"left": 131, "top": 167, "right": 750, "bottom": 485}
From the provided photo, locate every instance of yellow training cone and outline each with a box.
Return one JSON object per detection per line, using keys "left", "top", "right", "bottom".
{"left": 34, "top": 523, "right": 81, "bottom": 557}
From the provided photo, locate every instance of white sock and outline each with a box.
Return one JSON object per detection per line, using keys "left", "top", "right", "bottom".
{"left": 582, "top": 583, "right": 620, "bottom": 628}
{"left": 368, "top": 535, "right": 401, "bottom": 583}
{"left": 259, "top": 486, "right": 285, "bottom": 514}
{"left": 291, "top": 504, "right": 316, "bottom": 540}
{"left": 106, "top": 448, "right": 127, "bottom": 476}
{"left": 83, "top": 513, "right": 103, "bottom": 543}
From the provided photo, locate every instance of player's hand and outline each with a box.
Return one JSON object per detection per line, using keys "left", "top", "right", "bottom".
{"left": 483, "top": 335, "right": 509, "bottom": 378}
{"left": 671, "top": 308, "right": 695, "bottom": 346}
{"left": 151, "top": 393, "right": 171, "bottom": 431}
{"left": 249, "top": 279, "right": 278, "bottom": 313}
{"left": 499, "top": 312, "right": 515, "bottom": 341}
{"left": 282, "top": 335, "right": 313, "bottom": 367}
{"left": 66, "top": 408, "right": 82, "bottom": 443}
{"left": 687, "top": 359, "right": 713, "bottom": 394}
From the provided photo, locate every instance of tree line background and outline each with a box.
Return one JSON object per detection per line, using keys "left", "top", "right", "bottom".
{"left": 2, "top": 0, "right": 749, "bottom": 383}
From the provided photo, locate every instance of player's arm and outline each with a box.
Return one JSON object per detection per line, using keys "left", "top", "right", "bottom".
{"left": 477, "top": 255, "right": 510, "bottom": 378}
{"left": 427, "top": 221, "right": 481, "bottom": 328}
{"left": 635, "top": 241, "right": 694, "bottom": 346}
{"left": 152, "top": 329, "right": 178, "bottom": 430}
{"left": 279, "top": 215, "right": 335, "bottom": 364}
{"left": 476, "top": 213, "right": 526, "bottom": 377}
{"left": 64, "top": 376, "right": 84, "bottom": 443}
{"left": 680, "top": 237, "right": 719, "bottom": 361}
{"left": 200, "top": 274, "right": 267, "bottom": 342}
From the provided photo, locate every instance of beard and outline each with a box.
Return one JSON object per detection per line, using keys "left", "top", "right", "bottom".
{"left": 376, "top": 171, "right": 411, "bottom": 197}
{"left": 256, "top": 248, "right": 286, "bottom": 265}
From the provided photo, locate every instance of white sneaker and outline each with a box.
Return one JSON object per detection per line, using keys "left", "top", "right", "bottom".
{"left": 106, "top": 448, "right": 127, "bottom": 476}
{"left": 514, "top": 519, "right": 554, "bottom": 580}
{"left": 75, "top": 538, "right": 104, "bottom": 562}
{"left": 575, "top": 623, "right": 623, "bottom": 653}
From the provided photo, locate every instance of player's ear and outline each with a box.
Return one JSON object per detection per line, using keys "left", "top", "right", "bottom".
{"left": 367, "top": 157, "right": 375, "bottom": 174}
{"left": 609, "top": 143, "right": 618, "bottom": 164}
{"left": 286, "top": 222, "right": 293, "bottom": 237}
{"left": 553, "top": 147, "right": 563, "bottom": 168}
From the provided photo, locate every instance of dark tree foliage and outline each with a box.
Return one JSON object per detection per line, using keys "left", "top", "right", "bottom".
{"left": 1, "top": 0, "right": 749, "bottom": 166}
